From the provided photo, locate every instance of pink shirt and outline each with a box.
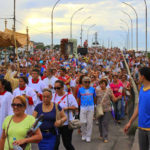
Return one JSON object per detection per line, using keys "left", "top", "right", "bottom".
{"left": 110, "top": 80, "right": 123, "bottom": 97}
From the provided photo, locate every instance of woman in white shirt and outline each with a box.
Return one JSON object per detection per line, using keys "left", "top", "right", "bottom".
{"left": 0, "top": 79, "right": 13, "bottom": 137}
{"left": 52, "top": 80, "right": 78, "bottom": 150}
{"left": 13, "top": 76, "right": 37, "bottom": 115}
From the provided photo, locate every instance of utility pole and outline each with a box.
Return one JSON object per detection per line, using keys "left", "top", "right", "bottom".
{"left": 108, "top": 39, "right": 110, "bottom": 49}
{"left": 94, "top": 32, "right": 99, "bottom": 46}
{"left": 80, "top": 16, "right": 91, "bottom": 47}
{"left": 122, "top": 11, "right": 133, "bottom": 50}
{"left": 70, "top": 8, "right": 83, "bottom": 39}
{"left": 26, "top": 27, "right": 29, "bottom": 54}
{"left": 14, "top": 0, "right": 16, "bottom": 31}
{"left": 122, "top": 2, "right": 138, "bottom": 51}
{"left": 51, "top": 0, "right": 61, "bottom": 54}
{"left": 144, "top": 0, "right": 147, "bottom": 55}
{"left": 5, "top": 19, "right": 7, "bottom": 29}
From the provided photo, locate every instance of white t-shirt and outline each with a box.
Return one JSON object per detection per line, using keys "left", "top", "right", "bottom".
{"left": 52, "top": 92, "right": 78, "bottom": 125}
{"left": 13, "top": 86, "right": 37, "bottom": 115}
{"left": 0, "top": 91, "right": 13, "bottom": 137}
{"left": 43, "top": 76, "right": 58, "bottom": 93}
{"left": 70, "top": 79, "right": 76, "bottom": 88}
{"left": 28, "top": 79, "right": 47, "bottom": 104}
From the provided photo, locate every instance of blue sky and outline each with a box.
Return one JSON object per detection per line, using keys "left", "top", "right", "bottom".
{"left": 0, "top": 0, "right": 150, "bottom": 51}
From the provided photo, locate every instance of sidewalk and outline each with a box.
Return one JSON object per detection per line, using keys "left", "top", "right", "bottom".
{"left": 60, "top": 116, "right": 134, "bottom": 150}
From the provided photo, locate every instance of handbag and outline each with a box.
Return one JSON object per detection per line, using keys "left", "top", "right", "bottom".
{"left": 96, "top": 90, "right": 108, "bottom": 118}
{"left": 66, "top": 93, "right": 81, "bottom": 130}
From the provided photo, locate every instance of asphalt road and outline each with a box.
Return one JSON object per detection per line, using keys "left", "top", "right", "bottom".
{"left": 59, "top": 116, "right": 133, "bottom": 150}
{"left": 32, "top": 116, "right": 133, "bottom": 150}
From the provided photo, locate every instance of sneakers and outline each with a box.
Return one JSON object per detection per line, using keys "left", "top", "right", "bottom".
{"left": 86, "top": 137, "right": 91, "bottom": 143}
{"left": 95, "top": 120, "right": 99, "bottom": 125}
{"left": 104, "top": 139, "right": 108, "bottom": 143}
{"left": 82, "top": 136, "right": 86, "bottom": 141}
{"left": 82, "top": 136, "right": 91, "bottom": 142}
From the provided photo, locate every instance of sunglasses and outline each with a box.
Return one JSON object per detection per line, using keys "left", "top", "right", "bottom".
{"left": 11, "top": 103, "right": 24, "bottom": 108}
{"left": 54, "top": 87, "right": 62, "bottom": 90}
{"left": 84, "top": 81, "right": 91, "bottom": 84}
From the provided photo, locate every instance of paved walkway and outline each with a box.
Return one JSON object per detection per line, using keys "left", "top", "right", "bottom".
{"left": 32, "top": 116, "right": 134, "bottom": 150}
{"left": 59, "top": 116, "right": 134, "bottom": 150}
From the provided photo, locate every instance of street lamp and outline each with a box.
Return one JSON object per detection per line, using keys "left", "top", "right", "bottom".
{"left": 120, "top": 19, "right": 130, "bottom": 50}
{"left": 120, "top": 26, "right": 129, "bottom": 50}
{"left": 87, "top": 24, "right": 96, "bottom": 45}
{"left": 14, "top": 0, "right": 16, "bottom": 31}
{"left": 119, "top": 34, "right": 126, "bottom": 49}
{"left": 143, "top": 0, "right": 147, "bottom": 54}
{"left": 51, "top": 0, "right": 61, "bottom": 54}
{"left": 122, "top": 2, "right": 138, "bottom": 51}
{"left": 80, "top": 16, "right": 91, "bottom": 47}
{"left": 122, "top": 10, "right": 133, "bottom": 50}
{"left": 70, "top": 7, "right": 83, "bottom": 39}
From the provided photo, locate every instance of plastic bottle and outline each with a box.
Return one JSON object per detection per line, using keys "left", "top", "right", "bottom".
{"left": 13, "top": 137, "right": 23, "bottom": 150}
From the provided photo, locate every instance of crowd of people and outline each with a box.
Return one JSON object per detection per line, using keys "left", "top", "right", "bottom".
{"left": 0, "top": 47, "right": 149, "bottom": 150}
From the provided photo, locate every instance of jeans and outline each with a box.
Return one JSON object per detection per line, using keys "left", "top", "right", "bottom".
{"left": 114, "top": 99, "right": 122, "bottom": 121}
{"left": 120, "top": 97, "right": 125, "bottom": 119}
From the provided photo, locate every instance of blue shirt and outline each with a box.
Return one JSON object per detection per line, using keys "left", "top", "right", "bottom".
{"left": 138, "top": 86, "right": 150, "bottom": 128}
{"left": 20, "top": 73, "right": 29, "bottom": 78}
{"left": 34, "top": 103, "right": 62, "bottom": 130}
{"left": 77, "top": 87, "right": 96, "bottom": 107}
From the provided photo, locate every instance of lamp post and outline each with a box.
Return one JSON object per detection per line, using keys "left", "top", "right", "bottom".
{"left": 122, "top": 2, "right": 138, "bottom": 51}
{"left": 14, "top": 0, "right": 16, "bottom": 31}
{"left": 26, "top": 27, "right": 29, "bottom": 53}
{"left": 80, "top": 16, "right": 91, "bottom": 47}
{"left": 120, "top": 19, "right": 130, "bottom": 50}
{"left": 70, "top": 7, "right": 83, "bottom": 39}
{"left": 122, "top": 11, "right": 133, "bottom": 50}
{"left": 87, "top": 24, "right": 96, "bottom": 44}
{"left": 51, "top": 0, "right": 61, "bottom": 54}
{"left": 144, "top": 0, "right": 147, "bottom": 54}
{"left": 119, "top": 34, "right": 126, "bottom": 49}
{"left": 120, "top": 26, "right": 129, "bottom": 50}
{"left": 111, "top": 41, "right": 113, "bottom": 49}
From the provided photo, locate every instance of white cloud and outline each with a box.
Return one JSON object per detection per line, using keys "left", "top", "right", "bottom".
{"left": 0, "top": 0, "right": 150, "bottom": 49}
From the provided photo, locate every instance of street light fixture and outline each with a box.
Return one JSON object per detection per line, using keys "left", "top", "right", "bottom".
{"left": 87, "top": 24, "right": 96, "bottom": 45}
{"left": 143, "top": 0, "right": 147, "bottom": 54}
{"left": 14, "top": 0, "right": 16, "bottom": 31}
{"left": 120, "top": 26, "right": 129, "bottom": 49}
{"left": 119, "top": 34, "right": 127, "bottom": 50}
{"left": 122, "top": 10, "right": 133, "bottom": 50}
{"left": 70, "top": 7, "right": 83, "bottom": 39}
{"left": 122, "top": 2, "right": 138, "bottom": 51}
{"left": 120, "top": 19, "right": 130, "bottom": 50}
{"left": 80, "top": 16, "right": 91, "bottom": 47}
{"left": 51, "top": 0, "right": 61, "bottom": 54}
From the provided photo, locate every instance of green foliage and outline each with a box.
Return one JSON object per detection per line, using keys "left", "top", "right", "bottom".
{"left": 147, "top": 53, "right": 150, "bottom": 58}
{"left": 53, "top": 44, "right": 60, "bottom": 50}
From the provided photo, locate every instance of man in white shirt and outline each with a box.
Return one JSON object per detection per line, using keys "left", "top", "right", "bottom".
{"left": 28, "top": 69, "right": 47, "bottom": 104}
{"left": 43, "top": 68, "right": 58, "bottom": 93}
